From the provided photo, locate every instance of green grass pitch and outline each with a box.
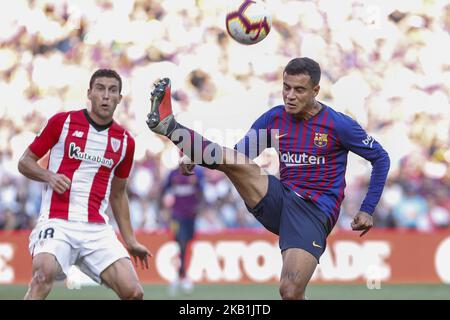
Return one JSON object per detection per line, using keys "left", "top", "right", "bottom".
{"left": 0, "top": 284, "right": 449, "bottom": 300}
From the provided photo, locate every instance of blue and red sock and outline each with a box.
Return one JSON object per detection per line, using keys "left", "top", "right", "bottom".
{"left": 169, "top": 123, "right": 223, "bottom": 169}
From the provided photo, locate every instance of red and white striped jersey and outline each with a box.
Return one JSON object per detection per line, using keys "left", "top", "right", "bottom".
{"left": 29, "top": 109, "right": 135, "bottom": 224}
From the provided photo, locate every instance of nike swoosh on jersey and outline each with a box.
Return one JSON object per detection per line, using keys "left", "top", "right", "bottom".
{"left": 275, "top": 133, "right": 287, "bottom": 139}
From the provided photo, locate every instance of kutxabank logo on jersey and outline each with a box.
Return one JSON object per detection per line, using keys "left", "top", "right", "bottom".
{"left": 68, "top": 142, "right": 114, "bottom": 168}
{"left": 280, "top": 151, "right": 325, "bottom": 167}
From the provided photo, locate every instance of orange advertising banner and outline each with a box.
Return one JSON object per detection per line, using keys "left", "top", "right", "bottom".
{"left": 1, "top": 229, "right": 450, "bottom": 285}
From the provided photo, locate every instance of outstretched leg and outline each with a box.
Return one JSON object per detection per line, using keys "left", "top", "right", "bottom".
{"left": 147, "top": 78, "right": 268, "bottom": 208}
{"left": 217, "top": 148, "right": 268, "bottom": 208}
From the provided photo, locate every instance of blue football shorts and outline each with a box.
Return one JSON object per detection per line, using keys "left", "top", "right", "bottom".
{"left": 246, "top": 175, "right": 332, "bottom": 262}
{"left": 171, "top": 215, "right": 196, "bottom": 244}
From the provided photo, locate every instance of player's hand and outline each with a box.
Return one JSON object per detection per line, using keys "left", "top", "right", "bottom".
{"left": 351, "top": 211, "right": 373, "bottom": 237}
{"left": 179, "top": 155, "right": 195, "bottom": 176}
{"left": 128, "top": 241, "right": 152, "bottom": 270}
{"left": 47, "top": 172, "right": 71, "bottom": 194}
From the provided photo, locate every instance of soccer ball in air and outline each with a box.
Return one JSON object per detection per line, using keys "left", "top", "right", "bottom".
{"left": 225, "top": 0, "right": 272, "bottom": 45}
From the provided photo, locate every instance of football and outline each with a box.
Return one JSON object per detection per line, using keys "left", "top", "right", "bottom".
{"left": 225, "top": 0, "right": 272, "bottom": 45}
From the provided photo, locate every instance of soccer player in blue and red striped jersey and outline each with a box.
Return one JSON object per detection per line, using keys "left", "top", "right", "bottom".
{"left": 146, "top": 57, "right": 390, "bottom": 300}
{"left": 161, "top": 166, "right": 204, "bottom": 295}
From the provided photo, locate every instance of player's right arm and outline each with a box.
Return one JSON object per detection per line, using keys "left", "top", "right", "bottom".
{"left": 18, "top": 149, "right": 71, "bottom": 194}
{"left": 17, "top": 112, "right": 71, "bottom": 194}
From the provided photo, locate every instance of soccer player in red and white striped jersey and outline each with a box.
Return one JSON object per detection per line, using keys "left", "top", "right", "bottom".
{"left": 18, "top": 69, "right": 151, "bottom": 300}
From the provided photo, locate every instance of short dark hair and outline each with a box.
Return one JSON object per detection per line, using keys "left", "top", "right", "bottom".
{"left": 89, "top": 69, "right": 122, "bottom": 93}
{"left": 284, "top": 57, "right": 321, "bottom": 86}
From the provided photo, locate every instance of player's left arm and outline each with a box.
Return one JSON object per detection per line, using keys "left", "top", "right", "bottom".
{"left": 111, "top": 133, "right": 152, "bottom": 268}
{"left": 110, "top": 177, "right": 152, "bottom": 268}
{"left": 338, "top": 116, "right": 391, "bottom": 236}
{"left": 157, "top": 171, "right": 174, "bottom": 225}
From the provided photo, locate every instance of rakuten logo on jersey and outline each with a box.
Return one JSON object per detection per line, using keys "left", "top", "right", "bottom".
{"left": 68, "top": 142, "right": 114, "bottom": 168}
{"left": 280, "top": 151, "right": 325, "bottom": 167}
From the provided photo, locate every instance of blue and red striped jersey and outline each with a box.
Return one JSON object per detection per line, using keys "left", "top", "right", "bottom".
{"left": 235, "top": 103, "right": 390, "bottom": 227}
{"left": 161, "top": 167, "right": 204, "bottom": 219}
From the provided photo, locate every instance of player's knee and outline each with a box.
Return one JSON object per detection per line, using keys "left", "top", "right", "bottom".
{"left": 121, "top": 284, "right": 144, "bottom": 300}
{"left": 279, "top": 282, "right": 305, "bottom": 300}
{"left": 31, "top": 269, "right": 54, "bottom": 289}
{"left": 130, "top": 286, "right": 144, "bottom": 300}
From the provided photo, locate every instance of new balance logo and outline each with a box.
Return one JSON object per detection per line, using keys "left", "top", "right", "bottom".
{"left": 72, "top": 130, "right": 84, "bottom": 138}
{"left": 312, "top": 241, "right": 322, "bottom": 248}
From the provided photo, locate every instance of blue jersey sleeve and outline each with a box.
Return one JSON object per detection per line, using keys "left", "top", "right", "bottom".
{"left": 337, "top": 115, "right": 390, "bottom": 215}
{"left": 234, "top": 109, "right": 273, "bottom": 160}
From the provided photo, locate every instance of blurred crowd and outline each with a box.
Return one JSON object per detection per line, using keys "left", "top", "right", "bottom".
{"left": 0, "top": 0, "right": 449, "bottom": 232}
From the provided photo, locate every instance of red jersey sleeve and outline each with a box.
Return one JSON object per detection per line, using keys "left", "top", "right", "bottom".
{"left": 114, "top": 132, "right": 135, "bottom": 179}
{"left": 28, "top": 112, "right": 69, "bottom": 158}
